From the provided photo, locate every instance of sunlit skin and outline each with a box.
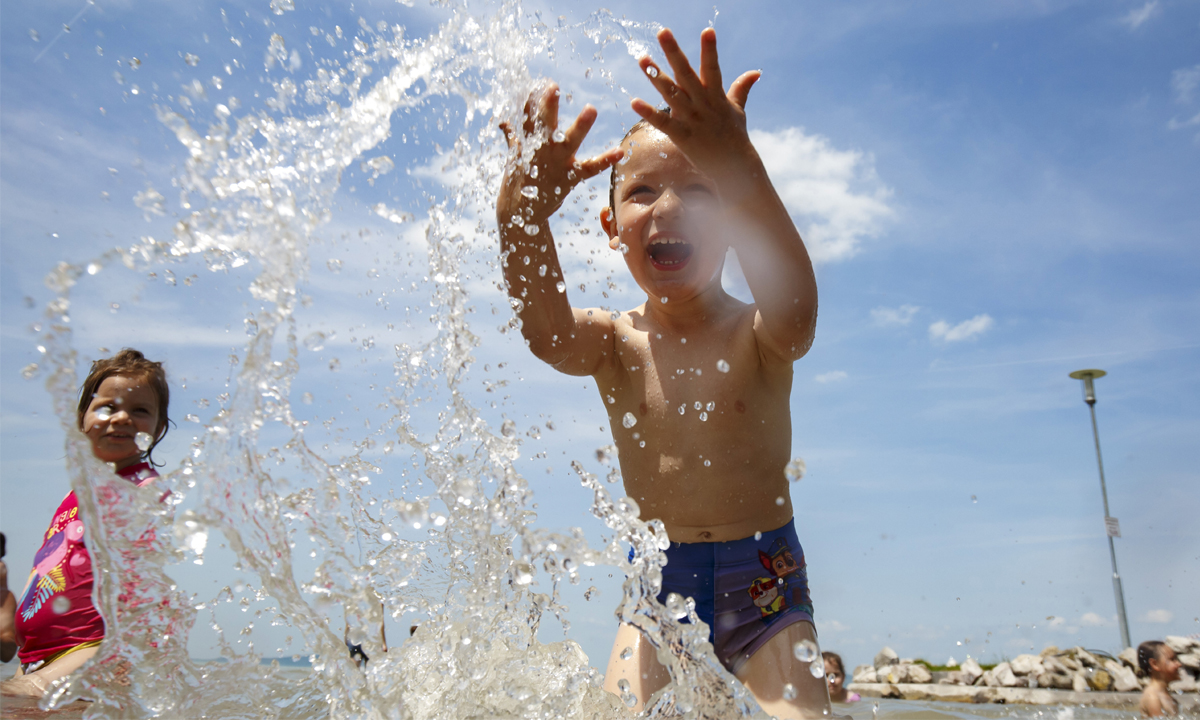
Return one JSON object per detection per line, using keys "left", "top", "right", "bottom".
{"left": 498, "top": 27, "right": 823, "bottom": 719}
{"left": 1141, "top": 646, "right": 1182, "bottom": 717}
{"left": 82, "top": 374, "right": 162, "bottom": 470}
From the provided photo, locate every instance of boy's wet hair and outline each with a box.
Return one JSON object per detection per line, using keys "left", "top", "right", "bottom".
{"left": 821, "top": 651, "right": 845, "bottom": 677}
{"left": 607, "top": 107, "right": 670, "bottom": 213}
{"left": 1137, "top": 640, "right": 1168, "bottom": 675}
{"left": 77, "top": 348, "right": 171, "bottom": 465}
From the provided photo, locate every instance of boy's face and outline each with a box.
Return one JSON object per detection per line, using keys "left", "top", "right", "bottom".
{"left": 82, "top": 374, "right": 161, "bottom": 469}
{"left": 602, "top": 128, "right": 727, "bottom": 304}
{"left": 1150, "top": 647, "right": 1181, "bottom": 681}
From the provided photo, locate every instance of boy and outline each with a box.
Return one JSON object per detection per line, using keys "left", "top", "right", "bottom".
{"left": 497, "top": 28, "right": 826, "bottom": 719}
{"left": 1138, "top": 640, "right": 1182, "bottom": 717}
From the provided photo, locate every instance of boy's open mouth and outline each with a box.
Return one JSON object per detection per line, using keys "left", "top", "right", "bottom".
{"left": 647, "top": 237, "right": 693, "bottom": 271}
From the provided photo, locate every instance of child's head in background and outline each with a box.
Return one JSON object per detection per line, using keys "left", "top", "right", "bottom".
{"left": 76, "top": 349, "right": 170, "bottom": 469}
{"left": 1138, "top": 640, "right": 1181, "bottom": 683}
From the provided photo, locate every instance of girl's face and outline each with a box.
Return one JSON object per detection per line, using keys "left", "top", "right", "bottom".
{"left": 82, "top": 374, "right": 161, "bottom": 469}
{"left": 1150, "top": 647, "right": 1182, "bottom": 682}
{"left": 825, "top": 660, "right": 845, "bottom": 694}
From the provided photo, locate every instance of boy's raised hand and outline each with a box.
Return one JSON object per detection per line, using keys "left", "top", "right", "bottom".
{"left": 499, "top": 84, "right": 623, "bottom": 226}
{"left": 631, "top": 28, "right": 761, "bottom": 189}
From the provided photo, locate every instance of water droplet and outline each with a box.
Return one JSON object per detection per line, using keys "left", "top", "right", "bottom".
{"left": 703, "top": 459, "right": 711, "bottom": 467}
{"left": 584, "top": 586, "right": 598, "bottom": 600}
{"left": 785, "top": 458, "right": 806, "bottom": 482}
{"left": 677, "top": 405, "right": 686, "bottom": 415}
{"left": 606, "top": 395, "right": 615, "bottom": 404}
{"left": 538, "top": 264, "right": 547, "bottom": 277}
{"left": 699, "top": 412, "right": 708, "bottom": 421}
{"left": 20, "top": 363, "right": 39, "bottom": 380}
{"left": 646, "top": 65, "right": 659, "bottom": 78}
{"left": 29, "top": 29, "right": 40, "bottom": 42}
{"left": 665, "top": 592, "right": 688, "bottom": 619}
{"left": 971, "top": 494, "right": 978, "bottom": 503}
{"left": 810, "top": 654, "right": 826, "bottom": 678}
{"left": 621, "top": 412, "right": 637, "bottom": 429}
{"left": 552, "top": 129, "right": 565, "bottom": 142}
{"left": 52, "top": 596, "right": 71, "bottom": 615}
{"left": 705, "top": 401, "right": 714, "bottom": 411}
{"left": 523, "top": 223, "right": 540, "bottom": 236}
{"left": 301, "top": 392, "right": 313, "bottom": 405}
{"left": 185, "top": 53, "right": 200, "bottom": 66}
{"left": 95, "top": 407, "right": 113, "bottom": 421}
{"left": 525, "top": 425, "right": 541, "bottom": 439}
{"left": 775, "top": 496, "right": 785, "bottom": 506}
{"left": 660, "top": 296, "right": 668, "bottom": 303}
{"left": 185, "top": 414, "right": 200, "bottom": 423}
{"left": 500, "top": 419, "right": 517, "bottom": 437}
{"left": 620, "top": 646, "right": 633, "bottom": 660}
{"left": 793, "top": 639, "right": 818, "bottom": 662}
{"left": 328, "top": 358, "right": 340, "bottom": 372}
{"left": 326, "top": 258, "right": 343, "bottom": 273}
{"left": 303, "top": 331, "right": 326, "bottom": 351}
{"left": 513, "top": 562, "right": 533, "bottom": 585}
{"left": 754, "top": 531, "right": 762, "bottom": 541}
{"left": 135, "top": 432, "right": 154, "bottom": 452}
{"left": 716, "top": 359, "right": 730, "bottom": 373}
{"left": 782, "top": 683, "right": 797, "bottom": 701}
{"left": 520, "top": 185, "right": 538, "bottom": 199}
{"left": 595, "top": 444, "right": 616, "bottom": 464}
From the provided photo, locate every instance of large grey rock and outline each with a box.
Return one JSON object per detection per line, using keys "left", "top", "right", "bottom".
{"left": 1036, "top": 672, "right": 1073, "bottom": 690}
{"left": 1043, "top": 655, "right": 1070, "bottom": 674}
{"left": 879, "top": 664, "right": 909, "bottom": 684}
{"left": 1166, "top": 636, "right": 1199, "bottom": 655}
{"left": 1072, "top": 672, "right": 1089, "bottom": 693}
{"left": 938, "top": 671, "right": 967, "bottom": 685}
{"left": 1058, "top": 655, "right": 1082, "bottom": 672}
{"left": 960, "top": 658, "right": 983, "bottom": 685}
{"left": 989, "top": 662, "right": 1021, "bottom": 688}
{"left": 1075, "top": 648, "right": 1102, "bottom": 668}
{"left": 1118, "top": 647, "right": 1138, "bottom": 670}
{"left": 1087, "top": 668, "right": 1113, "bottom": 692}
{"left": 1179, "top": 653, "right": 1200, "bottom": 671}
{"left": 908, "top": 664, "right": 933, "bottom": 684}
{"left": 1011, "top": 654, "right": 1044, "bottom": 676}
{"left": 1170, "top": 675, "right": 1199, "bottom": 693}
{"left": 874, "top": 647, "right": 899, "bottom": 670}
{"left": 1104, "top": 660, "right": 1140, "bottom": 692}
{"left": 853, "top": 665, "right": 877, "bottom": 684}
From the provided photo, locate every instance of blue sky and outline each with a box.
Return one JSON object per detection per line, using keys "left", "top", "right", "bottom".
{"left": 2, "top": 0, "right": 1198, "bottom": 678}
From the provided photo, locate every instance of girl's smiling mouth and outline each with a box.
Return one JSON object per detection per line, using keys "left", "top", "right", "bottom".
{"left": 647, "top": 235, "right": 694, "bottom": 270}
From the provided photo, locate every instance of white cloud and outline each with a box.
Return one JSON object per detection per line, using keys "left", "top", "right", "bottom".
{"left": 1120, "top": 1, "right": 1159, "bottom": 29}
{"left": 818, "top": 619, "right": 850, "bottom": 633}
{"left": 871, "top": 304, "right": 920, "bottom": 326}
{"left": 1047, "top": 616, "right": 1066, "bottom": 627}
{"left": 1142, "top": 609, "right": 1174, "bottom": 624}
{"left": 1171, "top": 64, "right": 1200, "bottom": 104}
{"left": 749, "top": 127, "right": 894, "bottom": 263}
{"left": 815, "top": 370, "right": 848, "bottom": 384}
{"left": 1080, "top": 612, "right": 1109, "bottom": 627}
{"left": 928, "top": 314, "right": 994, "bottom": 342}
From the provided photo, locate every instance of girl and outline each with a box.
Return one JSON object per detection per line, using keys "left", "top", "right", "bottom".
{"left": 1139, "top": 640, "right": 1182, "bottom": 717}
{"left": 2, "top": 349, "right": 169, "bottom": 698}
{"left": 823, "top": 651, "right": 860, "bottom": 704}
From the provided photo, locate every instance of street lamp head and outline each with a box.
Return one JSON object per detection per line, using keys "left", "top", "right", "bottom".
{"left": 1069, "top": 369, "right": 1106, "bottom": 405}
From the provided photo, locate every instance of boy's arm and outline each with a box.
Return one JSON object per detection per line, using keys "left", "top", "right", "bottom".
{"left": 498, "top": 86, "right": 624, "bottom": 376}
{"left": 632, "top": 29, "right": 817, "bottom": 363}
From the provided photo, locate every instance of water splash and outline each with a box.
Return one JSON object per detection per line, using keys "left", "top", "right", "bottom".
{"left": 29, "top": 3, "right": 771, "bottom": 719}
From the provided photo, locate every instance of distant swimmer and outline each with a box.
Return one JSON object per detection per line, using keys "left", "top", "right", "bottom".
{"left": 822, "top": 652, "right": 859, "bottom": 704}
{"left": 1139, "top": 640, "right": 1182, "bottom": 716}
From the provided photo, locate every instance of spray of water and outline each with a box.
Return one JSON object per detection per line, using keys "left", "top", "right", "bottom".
{"left": 27, "top": 2, "right": 773, "bottom": 719}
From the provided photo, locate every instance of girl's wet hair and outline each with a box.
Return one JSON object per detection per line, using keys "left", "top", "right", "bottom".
{"left": 1137, "top": 640, "right": 1168, "bottom": 674}
{"left": 77, "top": 348, "right": 171, "bottom": 465}
{"left": 822, "top": 651, "right": 845, "bottom": 677}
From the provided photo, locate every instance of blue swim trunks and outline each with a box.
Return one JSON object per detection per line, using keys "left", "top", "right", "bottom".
{"left": 644, "top": 519, "right": 814, "bottom": 673}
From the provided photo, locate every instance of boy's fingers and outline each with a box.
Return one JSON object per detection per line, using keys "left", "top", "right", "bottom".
{"left": 562, "top": 105, "right": 598, "bottom": 155}
{"left": 521, "top": 96, "right": 536, "bottom": 136}
{"left": 727, "top": 70, "right": 761, "bottom": 110}
{"left": 499, "top": 122, "right": 515, "bottom": 150}
{"left": 638, "top": 57, "right": 688, "bottom": 111}
{"left": 535, "top": 83, "right": 561, "bottom": 133}
{"left": 575, "top": 148, "right": 624, "bottom": 181}
{"left": 656, "top": 28, "right": 703, "bottom": 95}
{"left": 630, "top": 97, "right": 677, "bottom": 135}
{"left": 698, "top": 27, "right": 723, "bottom": 92}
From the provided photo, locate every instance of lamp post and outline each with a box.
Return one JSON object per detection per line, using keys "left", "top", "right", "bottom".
{"left": 1069, "top": 369, "right": 1131, "bottom": 650}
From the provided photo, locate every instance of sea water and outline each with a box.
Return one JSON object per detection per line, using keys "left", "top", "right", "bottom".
{"left": 28, "top": 2, "right": 762, "bottom": 718}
